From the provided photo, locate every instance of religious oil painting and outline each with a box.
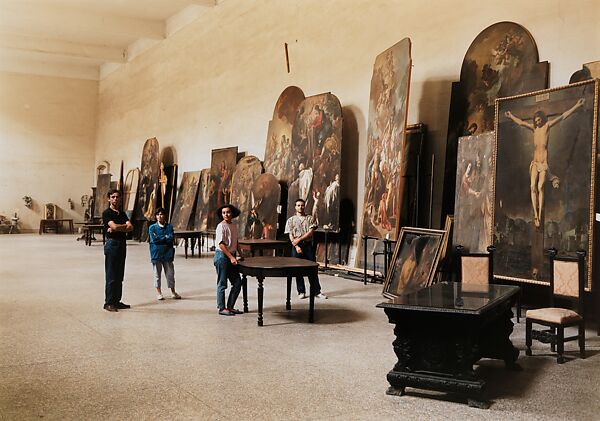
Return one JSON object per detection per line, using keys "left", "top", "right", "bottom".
{"left": 357, "top": 38, "right": 412, "bottom": 274}
{"left": 442, "top": 21, "right": 549, "bottom": 224}
{"left": 383, "top": 227, "right": 446, "bottom": 299}
{"left": 208, "top": 147, "right": 238, "bottom": 229}
{"left": 288, "top": 93, "right": 342, "bottom": 232}
{"left": 246, "top": 173, "right": 281, "bottom": 240}
{"left": 230, "top": 156, "right": 263, "bottom": 239}
{"left": 360, "top": 38, "right": 411, "bottom": 243}
{"left": 162, "top": 164, "right": 177, "bottom": 223}
{"left": 94, "top": 173, "right": 112, "bottom": 218}
{"left": 123, "top": 168, "right": 139, "bottom": 219}
{"left": 264, "top": 86, "right": 305, "bottom": 186}
{"left": 193, "top": 169, "right": 211, "bottom": 232}
{"left": 170, "top": 171, "right": 200, "bottom": 231}
{"left": 453, "top": 132, "right": 494, "bottom": 253}
{"left": 493, "top": 80, "right": 597, "bottom": 288}
{"left": 135, "top": 137, "right": 160, "bottom": 221}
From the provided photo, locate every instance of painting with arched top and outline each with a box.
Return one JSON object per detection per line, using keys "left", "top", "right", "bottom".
{"left": 193, "top": 169, "right": 211, "bottom": 232}
{"left": 264, "top": 86, "right": 305, "bottom": 186}
{"left": 231, "top": 156, "right": 263, "bottom": 239}
{"left": 288, "top": 93, "right": 342, "bottom": 232}
{"left": 123, "top": 168, "right": 139, "bottom": 219}
{"left": 442, "top": 22, "right": 549, "bottom": 225}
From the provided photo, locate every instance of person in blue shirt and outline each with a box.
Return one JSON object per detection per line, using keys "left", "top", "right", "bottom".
{"left": 149, "top": 207, "right": 181, "bottom": 301}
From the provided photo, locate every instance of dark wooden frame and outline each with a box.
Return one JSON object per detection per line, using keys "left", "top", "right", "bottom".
{"left": 526, "top": 249, "right": 586, "bottom": 364}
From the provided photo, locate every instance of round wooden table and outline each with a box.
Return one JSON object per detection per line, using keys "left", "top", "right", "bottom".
{"left": 237, "top": 256, "right": 319, "bottom": 326}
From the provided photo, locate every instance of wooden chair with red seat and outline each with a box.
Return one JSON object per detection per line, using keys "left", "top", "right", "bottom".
{"left": 525, "top": 249, "right": 586, "bottom": 364}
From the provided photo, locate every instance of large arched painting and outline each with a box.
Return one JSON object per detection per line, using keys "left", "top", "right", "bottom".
{"left": 441, "top": 22, "right": 549, "bottom": 224}
{"left": 264, "top": 86, "right": 305, "bottom": 186}
{"left": 288, "top": 93, "right": 342, "bottom": 232}
{"left": 231, "top": 156, "right": 263, "bottom": 239}
{"left": 247, "top": 173, "right": 281, "bottom": 240}
{"left": 123, "top": 168, "right": 139, "bottom": 219}
{"left": 135, "top": 137, "right": 160, "bottom": 221}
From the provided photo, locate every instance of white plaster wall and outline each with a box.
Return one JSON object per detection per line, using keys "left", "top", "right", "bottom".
{"left": 0, "top": 72, "right": 97, "bottom": 232}
{"left": 96, "top": 0, "right": 600, "bottom": 228}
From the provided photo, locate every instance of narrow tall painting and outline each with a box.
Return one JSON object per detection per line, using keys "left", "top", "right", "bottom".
{"left": 208, "top": 147, "right": 238, "bottom": 229}
{"left": 441, "top": 22, "right": 549, "bottom": 225}
{"left": 230, "top": 156, "right": 263, "bottom": 239}
{"left": 358, "top": 37, "right": 412, "bottom": 272}
{"left": 247, "top": 173, "right": 281, "bottom": 240}
{"left": 453, "top": 132, "right": 494, "bottom": 253}
{"left": 193, "top": 169, "right": 211, "bottom": 232}
{"left": 288, "top": 93, "right": 342, "bottom": 232}
{"left": 135, "top": 137, "right": 160, "bottom": 221}
{"left": 171, "top": 171, "right": 201, "bottom": 231}
{"left": 123, "top": 168, "right": 139, "bottom": 219}
{"left": 493, "top": 80, "right": 597, "bottom": 288}
{"left": 264, "top": 86, "right": 305, "bottom": 186}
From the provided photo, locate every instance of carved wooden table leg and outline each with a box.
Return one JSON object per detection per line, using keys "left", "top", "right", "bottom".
{"left": 286, "top": 276, "right": 292, "bottom": 310}
{"left": 257, "top": 276, "right": 264, "bottom": 326}
{"left": 242, "top": 274, "right": 248, "bottom": 313}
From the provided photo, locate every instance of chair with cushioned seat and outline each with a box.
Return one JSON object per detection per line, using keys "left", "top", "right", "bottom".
{"left": 525, "top": 249, "right": 586, "bottom": 364}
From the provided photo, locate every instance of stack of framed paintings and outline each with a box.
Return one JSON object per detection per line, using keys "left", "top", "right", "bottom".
{"left": 441, "top": 22, "right": 549, "bottom": 226}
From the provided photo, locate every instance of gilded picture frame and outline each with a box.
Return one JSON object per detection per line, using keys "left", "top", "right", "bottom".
{"left": 492, "top": 80, "right": 597, "bottom": 289}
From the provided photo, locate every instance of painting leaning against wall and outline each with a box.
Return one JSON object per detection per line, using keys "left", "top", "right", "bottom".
{"left": 493, "top": 80, "right": 597, "bottom": 289}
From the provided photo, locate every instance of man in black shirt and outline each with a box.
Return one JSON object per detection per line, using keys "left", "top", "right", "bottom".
{"left": 102, "top": 189, "right": 134, "bottom": 312}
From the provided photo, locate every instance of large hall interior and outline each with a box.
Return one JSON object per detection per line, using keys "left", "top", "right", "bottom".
{"left": 1, "top": 0, "right": 600, "bottom": 419}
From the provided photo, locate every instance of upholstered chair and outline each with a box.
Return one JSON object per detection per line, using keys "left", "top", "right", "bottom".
{"left": 525, "top": 249, "right": 586, "bottom": 364}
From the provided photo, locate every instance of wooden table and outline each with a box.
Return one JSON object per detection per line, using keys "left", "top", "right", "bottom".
{"left": 377, "top": 282, "right": 520, "bottom": 408}
{"left": 238, "top": 239, "right": 289, "bottom": 257}
{"left": 238, "top": 256, "right": 319, "bottom": 326}
{"left": 82, "top": 224, "right": 104, "bottom": 246}
{"left": 39, "top": 218, "right": 74, "bottom": 234}
{"left": 174, "top": 230, "right": 202, "bottom": 259}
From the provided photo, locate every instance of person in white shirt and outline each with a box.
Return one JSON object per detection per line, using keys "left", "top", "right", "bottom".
{"left": 214, "top": 204, "right": 243, "bottom": 316}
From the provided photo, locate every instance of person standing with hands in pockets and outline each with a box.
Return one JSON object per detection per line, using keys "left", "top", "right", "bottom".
{"left": 149, "top": 207, "right": 181, "bottom": 301}
{"left": 214, "top": 204, "right": 243, "bottom": 316}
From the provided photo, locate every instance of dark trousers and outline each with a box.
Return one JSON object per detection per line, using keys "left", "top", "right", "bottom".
{"left": 104, "top": 239, "right": 126, "bottom": 305}
{"left": 291, "top": 243, "right": 322, "bottom": 295}
{"left": 214, "top": 250, "right": 242, "bottom": 310}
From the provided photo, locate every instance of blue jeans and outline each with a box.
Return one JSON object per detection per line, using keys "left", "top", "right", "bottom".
{"left": 104, "top": 239, "right": 126, "bottom": 305}
{"left": 213, "top": 250, "right": 242, "bottom": 311}
{"left": 291, "top": 243, "right": 321, "bottom": 295}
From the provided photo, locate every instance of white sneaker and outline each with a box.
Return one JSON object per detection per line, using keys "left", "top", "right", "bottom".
{"left": 157, "top": 294, "right": 165, "bottom": 301}
{"left": 298, "top": 292, "right": 307, "bottom": 299}
{"left": 315, "top": 293, "right": 328, "bottom": 299}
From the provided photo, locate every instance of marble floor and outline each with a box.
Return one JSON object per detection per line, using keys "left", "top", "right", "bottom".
{"left": 1, "top": 234, "right": 599, "bottom": 420}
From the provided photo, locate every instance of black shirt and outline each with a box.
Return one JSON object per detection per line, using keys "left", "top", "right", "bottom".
{"left": 102, "top": 207, "right": 130, "bottom": 241}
